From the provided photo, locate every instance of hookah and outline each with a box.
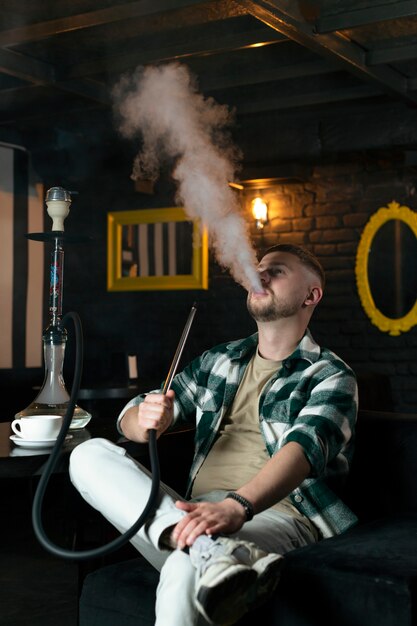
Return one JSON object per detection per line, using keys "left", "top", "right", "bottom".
{"left": 15, "top": 186, "right": 91, "bottom": 429}
{"left": 32, "top": 300, "right": 197, "bottom": 560}
{"left": 26, "top": 186, "right": 198, "bottom": 559}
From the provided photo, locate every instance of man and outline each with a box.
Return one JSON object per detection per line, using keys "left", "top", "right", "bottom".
{"left": 70, "top": 243, "right": 358, "bottom": 625}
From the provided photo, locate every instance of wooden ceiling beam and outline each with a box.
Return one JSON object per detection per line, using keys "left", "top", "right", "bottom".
{"left": 0, "top": 0, "right": 223, "bottom": 47}
{"left": 367, "top": 42, "right": 417, "bottom": 65}
{"left": 315, "top": 0, "right": 417, "bottom": 34}
{"left": 238, "top": 0, "right": 417, "bottom": 105}
{"left": 202, "top": 58, "right": 338, "bottom": 90}
{"left": 0, "top": 48, "right": 55, "bottom": 84}
{"left": 65, "top": 25, "right": 286, "bottom": 78}
{"left": 236, "top": 83, "right": 383, "bottom": 114}
{"left": 56, "top": 78, "right": 111, "bottom": 105}
{"left": 0, "top": 48, "right": 110, "bottom": 104}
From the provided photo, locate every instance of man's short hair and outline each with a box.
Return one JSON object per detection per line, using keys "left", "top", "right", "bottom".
{"left": 259, "top": 243, "right": 325, "bottom": 288}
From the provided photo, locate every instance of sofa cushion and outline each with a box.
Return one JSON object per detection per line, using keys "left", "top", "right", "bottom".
{"left": 79, "top": 556, "right": 158, "bottom": 626}
{"left": 254, "top": 514, "right": 417, "bottom": 626}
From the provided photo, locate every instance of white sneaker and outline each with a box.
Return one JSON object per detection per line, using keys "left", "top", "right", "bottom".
{"left": 190, "top": 536, "right": 283, "bottom": 624}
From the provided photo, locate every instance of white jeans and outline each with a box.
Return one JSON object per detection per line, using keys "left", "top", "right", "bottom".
{"left": 70, "top": 438, "right": 317, "bottom": 626}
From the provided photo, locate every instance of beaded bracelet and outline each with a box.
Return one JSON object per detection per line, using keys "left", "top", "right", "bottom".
{"left": 225, "top": 492, "right": 255, "bottom": 521}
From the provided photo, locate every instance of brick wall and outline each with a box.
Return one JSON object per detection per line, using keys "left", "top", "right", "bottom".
{"left": 244, "top": 155, "right": 417, "bottom": 413}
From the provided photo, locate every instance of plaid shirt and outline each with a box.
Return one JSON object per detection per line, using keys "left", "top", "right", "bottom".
{"left": 119, "top": 329, "right": 358, "bottom": 538}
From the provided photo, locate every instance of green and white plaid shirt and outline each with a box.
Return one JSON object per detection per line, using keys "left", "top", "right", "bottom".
{"left": 119, "top": 329, "right": 358, "bottom": 538}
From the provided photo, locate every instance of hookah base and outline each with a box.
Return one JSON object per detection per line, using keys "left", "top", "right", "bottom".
{"left": 15, "top": 402, "right": 92, "bottom": 430}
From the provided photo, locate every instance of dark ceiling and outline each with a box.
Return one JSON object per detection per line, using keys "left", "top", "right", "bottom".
{"left": 2, "top": 0, "right": 417, "bottom": 174}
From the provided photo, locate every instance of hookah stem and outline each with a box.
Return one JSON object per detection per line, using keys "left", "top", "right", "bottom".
{"left": 162, "top": 302, "right": 198, "bottom": 395}
{"left": 148, "top": 301, "right": 198, "bottom": 447}
{"left": 50, "top": 235, "right": 64, "bottom": 327}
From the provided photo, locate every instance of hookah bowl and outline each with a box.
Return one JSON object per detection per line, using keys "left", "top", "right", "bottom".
{"left": 15, "top": 186, "right": 91, "bottom": 430}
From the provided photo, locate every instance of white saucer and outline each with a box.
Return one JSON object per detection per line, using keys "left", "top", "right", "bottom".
{"left": 9, "top": 434, "right": 72, "bottom": 449}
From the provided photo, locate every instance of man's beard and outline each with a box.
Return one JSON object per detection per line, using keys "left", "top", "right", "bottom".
{"left": 247, "top": 292, "right": 301, "bottom": 321}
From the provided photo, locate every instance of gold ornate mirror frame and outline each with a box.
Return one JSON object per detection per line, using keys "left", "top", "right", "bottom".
{"left": 355, "top": 201, "right": 417, "bottom": 336}
{"left": 107, "top": 207, "right": 208, "bottom": 291}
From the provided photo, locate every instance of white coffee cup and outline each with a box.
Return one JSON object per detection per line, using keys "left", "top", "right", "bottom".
{"left": 11, "top": 415, "right": 63, "bottom": 441}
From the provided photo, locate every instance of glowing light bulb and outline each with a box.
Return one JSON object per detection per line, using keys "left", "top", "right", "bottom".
{"left": 252, "top": 197, "right": 268, "bottom": 229}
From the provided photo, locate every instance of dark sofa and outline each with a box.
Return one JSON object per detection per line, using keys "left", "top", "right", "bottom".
{"left": 79, "top": 409, "right": 417, "bottom": 626}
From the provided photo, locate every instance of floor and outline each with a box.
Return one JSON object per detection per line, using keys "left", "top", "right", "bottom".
{"left": 0, "top": 473, "right": 136, "bottom": 626}
{"left": 0, "top": 537, "right": 78, "bottom": 626}
{"left": 0, "top": 475, "right": 79, "bottom": 625}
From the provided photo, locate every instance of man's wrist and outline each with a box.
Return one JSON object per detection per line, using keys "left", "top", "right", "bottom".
{"left": 225, "top": 492, "right": 255, "bottom": 521}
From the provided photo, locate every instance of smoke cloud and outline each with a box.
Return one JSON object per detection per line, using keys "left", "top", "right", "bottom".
{"left": 112, "top": 62, "right": 262, "bottom": 292}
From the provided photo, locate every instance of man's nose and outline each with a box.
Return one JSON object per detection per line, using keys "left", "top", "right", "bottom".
{"left": 258, "top": 269, "right": 271, "bottom": 283}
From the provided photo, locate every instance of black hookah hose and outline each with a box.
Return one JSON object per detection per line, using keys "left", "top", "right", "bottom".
{"left": 32, "top": 304, "right": 197, "bottom": 561}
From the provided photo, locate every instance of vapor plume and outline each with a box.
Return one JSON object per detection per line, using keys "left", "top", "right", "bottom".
{"left": 112, "top": 62, "right": 262, "bottom": 292}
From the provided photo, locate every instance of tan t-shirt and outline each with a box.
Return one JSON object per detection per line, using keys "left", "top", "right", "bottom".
{"left": 191, "top": 350, "right": 315, "bottom": 532}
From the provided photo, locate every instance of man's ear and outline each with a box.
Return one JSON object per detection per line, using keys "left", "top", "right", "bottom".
{"left": 304, "top": 286, "right": 323, "bottom": 307}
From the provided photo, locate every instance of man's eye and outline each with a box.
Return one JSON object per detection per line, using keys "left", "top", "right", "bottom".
{"left": 258, "top": 267, "right": 282, "bottom": 277}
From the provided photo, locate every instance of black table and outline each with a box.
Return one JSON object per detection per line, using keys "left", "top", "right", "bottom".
{"left": 0, "top": 417, "right": 127, "bottom": 478}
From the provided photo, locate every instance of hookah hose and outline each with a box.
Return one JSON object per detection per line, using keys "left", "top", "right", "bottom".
{"left": 32, "top": 304, "right": 197, "bottom": 561}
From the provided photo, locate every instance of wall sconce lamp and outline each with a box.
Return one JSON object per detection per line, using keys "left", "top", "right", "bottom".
{"left": 252, "top": 196, "right": 268, "bottom": 229}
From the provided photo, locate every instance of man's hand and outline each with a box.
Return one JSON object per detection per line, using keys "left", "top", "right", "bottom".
{"left": 172, "top": 499, "right": 246, "bottom": 549}
{"left": 138, "top": 390, "right": 175, "bottom": 439}
{"left": 120, "top": 390, "right": 175, "bottom": 442}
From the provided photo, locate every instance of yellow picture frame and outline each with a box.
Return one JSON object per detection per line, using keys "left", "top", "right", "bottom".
{"left": 107, "top": 207, "right": 208, "bottom": 291}
{"left": 355, "top": 200, "right": 417, "bottom": 336}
